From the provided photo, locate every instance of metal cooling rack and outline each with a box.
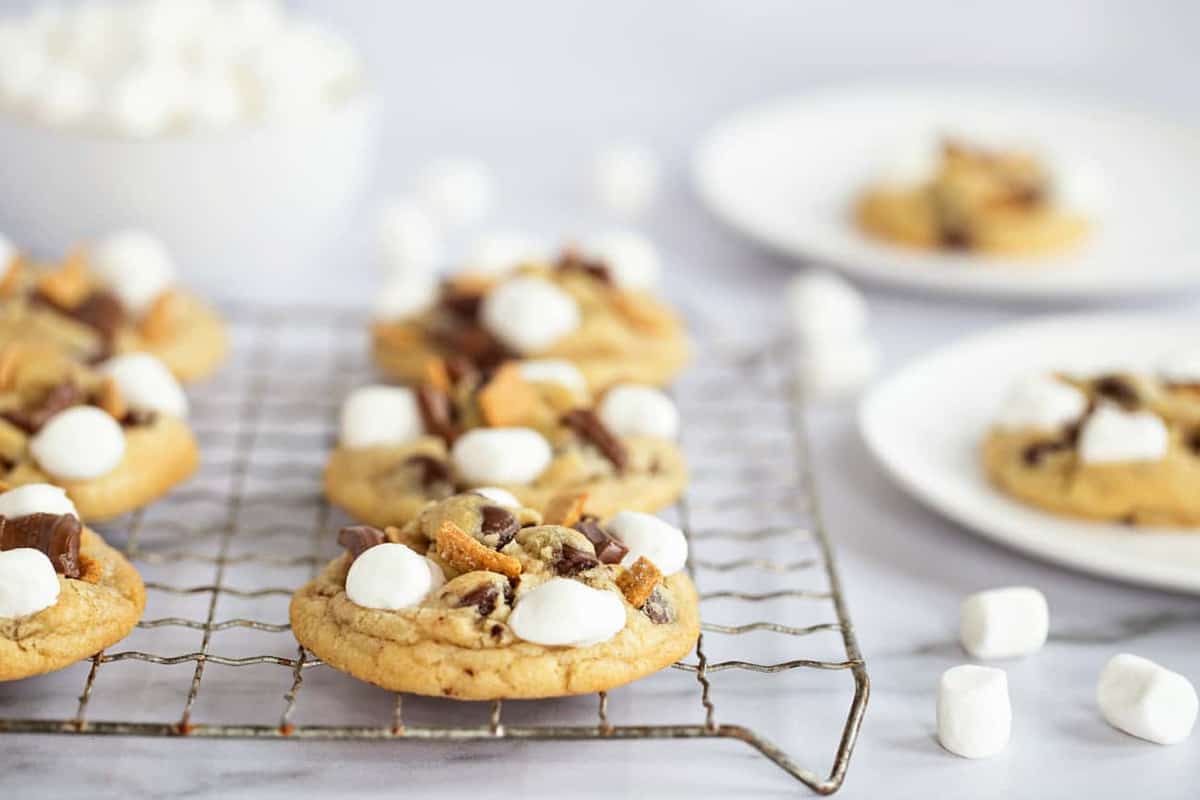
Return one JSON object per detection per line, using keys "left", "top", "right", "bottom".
{"left": 0, "top": 306, "right": 869, "bottom": 795}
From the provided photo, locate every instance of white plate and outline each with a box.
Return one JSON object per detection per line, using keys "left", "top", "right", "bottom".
{"left": 859, "top": 313, "right": 1200, "bottom": 593}
{"left": 693, "top": 83, "right": 1200, "bottom": 300}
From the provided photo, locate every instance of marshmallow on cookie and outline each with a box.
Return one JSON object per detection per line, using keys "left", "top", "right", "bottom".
{"left": 0, "top": 482, "right": 82, "bottom": 618}
{"left": 91, "top": 230, "right": 176, "bottom": 316}
{"left": 30, "top": 406, "right": 126, "bottom": 481}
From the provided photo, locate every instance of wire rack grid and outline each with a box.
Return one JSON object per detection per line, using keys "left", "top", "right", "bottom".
{"left": 0, "top": 306, "right": 869, "bottom": 795}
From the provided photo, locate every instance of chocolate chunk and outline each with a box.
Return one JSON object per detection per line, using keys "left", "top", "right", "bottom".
{"left": 440, "top": 286, "right": 485, "bottom": 320}
{"left": 479, "top": 505, "right": 519, "bottom": 548}
{"left": 434, "top": 325, "right": 511, "bottom": 371}
{"left": 120, "top": 409, "right": 158, "bottom": 428}
{"left": 1094, "top": 376, "right": 1140, "bottom": 409}
{"left": 0, "top": 512, "right": 81, "bottom": 578}
{"left": 1021, "top": 439, "right": 1069, "bottom": 467}
{"left": 642, "top": 587, "right": 673, "bottom": 624}
{"left": 2, "top": 380, "right": 83, "bottom": 434}
{"left": 1189, "top": 430, "right": 1200, "bottom": 455}
{"left": 416, "top": 384, "right": 458, "bottom": 443}
{"left": 337, "top": 525, "right": 386, "bottom": 561}
{"left": 457, "top": 584, "right": 500, "bottom": 616}
{"left": 444, "top": 356, "right": 479, "bottom": 387}
{"left": 403, "top": 454, "right": 455, "bottom": 493}
{"left": 573, "top": 515, "right": 628, "bottom": 564}
{"left": 1005, "top": 181, "right": 1044, "bottom": 208}
{"left": 69, "top": 290, "right": 126, "bottom": 341}
{"left": 940, "top": 225, "right": 972, "bottom": 250}
{"left": 562, "top": 408, "right": 627, "bottom": 471}
{"left": 554, "top": 545, "right": 600, "bottom": 576}
{"left": 556, "top": 249, "right": 613, "bottom": 285}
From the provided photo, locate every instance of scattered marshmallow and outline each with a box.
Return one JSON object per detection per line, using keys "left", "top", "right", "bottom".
{"left": 0, "top": 548, "right": 61, "bottom": 619}
{"left": 608, "top": 511, "right": 688, "bottom": 575}
{"left": 338, "top": 385, "right": 424, "bottom": 449}
{"left": 598, "top": 384, "right": 679, "bottom": 440}
{"left": 463, "top": 231, "right": 549, "bottom": 275}
{"left": 517, "top": 359, "right": 587, "bottom": 397}
{"left": 377, "top": 201, "right": 439, "bottom": 278}
{"left": 937, "top": 665, "right": 1012, "bottom": 759}
{"left": 1159, "top": 349, "right": 1200, "bottom": 385}
{"left": 451, "top": 428, "right": 552, "bottom": 486}
{"left": 0, "top": 483, "right": 78, "bottom": 520}
{"left": 508, "top": 578, "right": 626, "bottom": 647}
{"left": 372, "top": 272, "right": 439, "bottom": 322}
{"left": 592, "top": 143, "right": 660, "bottom": 217}
{"left": 785, "top": 270, "right": 869, "bottom": 343}
{"left": 1097, "top": 654, "right": 1197, "bottom": 745}
{"left": 480, "top": 276, "right": 580, "bottom": 354}
{"left": 794, "top": 337, "right": 880, "bottom": 401}
{"left": 472, "top": 487, "right": 521, "bottom": 508}
{"left": 960, "top": 587, "right": 1049, "bottom": 660}
{"left": 344, "top": 542, "right": 445, "bottom": 611}
{"left": 996, "top": 374, "right": 1088, "bottom": 432}
{"left": 91, "top": 230, "right": 176, "bottom": 315}
{"left": 100, "top": 353, "right": 188, "bottom": 418}
{"left": 417, "top": 158, "right": 494, "bottom": 228}
{"left": 30, "top": 406, "right": 126, "bottom": 480}
{"left": 1078, "top": 405, "right": 1168, "bottom": 465}
{"left": 583, "top": 230, "right": 661, "bottom": 290}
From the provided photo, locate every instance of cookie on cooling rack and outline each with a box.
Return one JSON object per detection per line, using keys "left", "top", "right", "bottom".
{"left": 290, "top": 491, "right": 699, "bottom": 699}
{"left": 0, "top": 484, "right": 145, "bottom": 681}
{"left": 856, "top": 139, "right": 1090, "bottom": 257}
{"left": 370, "top": 247, "right": 689, "bottom": 390}
{"left": 983, "top": 371, "right": 1200, "bottom": 526}
{"left": 323, "top": 358, "right": 686, "bottom": 527}
{"left": 0, "top": 231, "right": 227, "bottom": 382}
{"left": 0, "top": 342, "right": 198, "bottom": 521}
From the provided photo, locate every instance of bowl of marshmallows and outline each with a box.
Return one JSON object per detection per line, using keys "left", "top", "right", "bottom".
{"left": 0, "top": 0, "right": 379, "bottom": 294}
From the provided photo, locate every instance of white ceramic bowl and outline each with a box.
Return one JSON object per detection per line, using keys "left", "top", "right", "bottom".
{"left": 0, "top": 93, "right": 380, "bottom": 298}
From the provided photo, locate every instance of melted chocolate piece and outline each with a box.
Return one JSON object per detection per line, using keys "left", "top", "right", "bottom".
{"left": 0, "top": 512, "right": 81, "bottom": 578}
{"left": 440, "top": 286, "right": 485, "bottom": 320}
{"left": 562, "top": 408, "right": 627, "bottom": 471}
{"left": 1021, "top": 439, "right": 1070, "bottom": 467}
{"left": 2, "top": 380, "right": 83, "bottom": 434}
{"left": 573, "top": 516, "right": 628, "bottom": 564}
{"left": 479, "top": 505, "right": 519, "bottom": 548}
{"left": 434, "top": 325, "right": 511, "bottom": 371}
{"left": 403, "top": 454, "right": 455, "bottom": 494}
{"left": 416, "top": 385, "right": 458, "bottom": 443}
{"left": 457, "top": 584, "right": 500, "bottom": 616}
{"left": 554, "top": 545, "right": 600, "bottom": 576}
{"left": 337, "top": 525, "right": 386, "bottom": 561}
{"left": 1093, "top": 376, "right": 1140, "bottom": 409}
{"left": 70, "top": 290, "right": 126, "bottom": 341}
{"left": 556, "top": 250, "right": 613, "bottom": 285}
{"left": 120, "top": 409, "right": 158, "bottom": 428}
{"left": 642, "top": 587, "right": 673, "bottom": 625}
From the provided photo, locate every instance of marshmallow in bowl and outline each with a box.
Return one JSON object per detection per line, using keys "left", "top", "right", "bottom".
{"left": 345, "top": 543, "right": 445, "bottom": 611}
{"left": 472, "top": 487, "right": 521, "bottom": 508}
{"left": 785, "top": 270, "right": 869, "bottom": 343}
{"left": 91, "top": 230, "right": 176, "bottom": 315}
{"left": 508, "top": 578, "right": 626, "bottom": 647}
{"left": 372, "top": 272, "right": 440, "bottom": 322}
{"left": 592, "top": 144, "right": 660, "bottom": 217}
{"left": 34, "top": 67, "right": 96, "bottom": 126}
{"left": 451, "top": 428, "right": 552, "bottom": 486}
{"left": 100, "top": 353, "right": 188, "bottom": 418}
{"left": 464, "top": 231, "right": 549, "bottom": 275}
{"left": 378, "top": 201, "right": 439, "bottom": 277}
{"left": 1160, "top": 349, "right": 1200, "bottom": 385}
{"left": 517, "top": 359, "right": 588, "bottom": 397}
{"left": 1078, "top": 405, "right": 1168, "bottom": 465}
{"left": 339, "top": 386, "right": 424, "bottom": 449}
{"left": 598, "top": 384, "right": 679, "bottom": 440}
{"left": 995, "top": 375, "right": 1088, "bottom": 432}
{"left": 417, "top": 158, "right": 494, "bottom": 228}
{"left": 0, "top": 548, "right": 61, "bottom": 619}
{"left": 0, "top": 483, "right": 78, "bottom": 520}
{"left": 107, "top": 66, "right": 184, "bottom": 138}
{"left": 31, "top": 406, "right": 126, "bottom": 480}
{"left": 480, "top": 276, "right": 581, "bottom": 354}
{"left": 608, "top": 511, "right": 688, "bottom": 576}
{"left": 583, "top": 230, "right": 661, "bottom": 291}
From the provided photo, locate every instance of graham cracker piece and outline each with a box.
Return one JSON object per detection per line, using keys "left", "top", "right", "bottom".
{"left": 543, "top": 491, "right": 588, "bottom": 527}
{"left": 422, "top": 357, "right": 452, "bottom": 393}
{"left": 139, "top": 290, "right": 186, "bottom": 341}
{"left": 436, "top": 520, "right": 522, "bottom": 578}
{"left": 612, "top": 290, "right": 670, "bottom": 334}
{"left": 96, "top": 377, "right": 127, "bottom": 420}
{"left": 0, "top": 255, "right": 26, "bottom": 298}
{"left": 616, "top": 556, "right": 662, "bottom": 609}
{"left": 477, "top": 363, "right": 539, "bottom": 427}
{"left": 35, "top": 250, "right": 90, "bottom": 310}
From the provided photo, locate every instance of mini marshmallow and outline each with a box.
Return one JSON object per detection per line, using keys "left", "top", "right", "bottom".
{"left": 372, "top": 272, "right": 439, "bottom": 322}
{"left": 583, "top": 230, "right": 661, "bottom": 291}
{"left": 186, "top": 73, "right": 242, "bottom": 129}
{"left": 0, "top": 483, "right": 78, "bottom": 519}
{"left": 464, "top": 231, "right": 549, "bottom": 275}
{"left": 795, "top": 337, "right": 879, "bottom": 402}
{"left": 31, "top": 406, "right": 126, "bottom": 480}
{"left": 516, "top": 359, "right": 587, "bottom": 397}
{"left": 378, "top": 201, "right": 439, "bottom": 277}
{"left": 417, "top": 158, "right": 494, "bottom": 228}
{"left": 91, "top": 230, "right": 176, "bottom": 314}
{"left": 937, "top": 665, "right": 1012, "bottom": 759}
{"left": 1160, "top": 349, "right": 1200, "bottom": 385}
{"left": 1078, "top": 405, "right": 1168, "bottom": 465}
{"left": 472, "top": 487, "right": 521, "bottom": 508}
{"left": 338, "top": 386, "right": 424, "bottom": 449}
{"left": 508, "top": 578, "right": 626, "bottom": 647}
{"left": 608, "top": 511, "right": 688, "bottom": 575}
{"left": 0, "top": 38, "right": 48, "bottom": 103}
{"left": 344, "top": 543, "right": 445, "bottom": 611}
{"left": 34, "top": 67, "right": 95, "bottom": 125}
{"left": 107, "top": 66, "right": 181, "bottom": 138}
{"left": 786, "top": 271, "right": 869, "bottom": 343}
{"left": 451, "top": 428, "right": 552, "bottom": 486}
{"left": 0, "top": 548, "right": 61, "bottom": 619}
{"left": 960, "top": 587, "right": 1049, "bottom": 659}
{"left": 100, "top": 353, "right": 188, "bottom": 418}
{"left": 480, "top": 276, "right": 580, "bottom": 354}
{"left": 996, "top": 374, "right": 1088, "bottom": 432}
{"left": 1097, "top": 654, "right": 1197, "bottom": 745}
{"left": 593, "top": 143, "right": 660, "bottom": 217}
{"left": 598, "top": 384, "right": 679, "bottom": 440}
